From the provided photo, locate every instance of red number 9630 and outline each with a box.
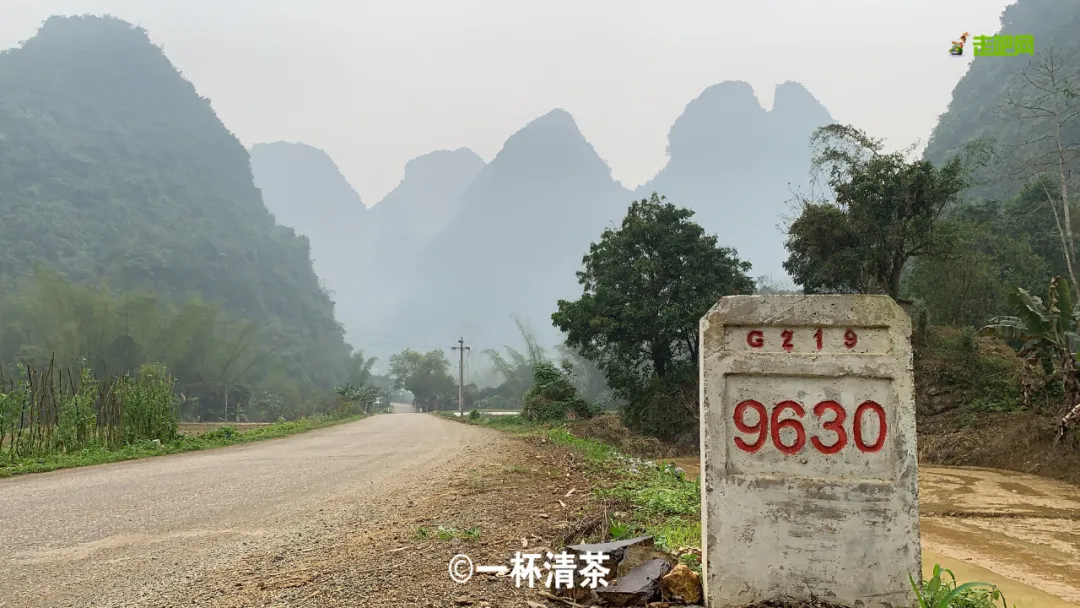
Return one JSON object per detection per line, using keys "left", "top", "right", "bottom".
{"left": 732, "top": 399, "right": 887, "bottom": 455}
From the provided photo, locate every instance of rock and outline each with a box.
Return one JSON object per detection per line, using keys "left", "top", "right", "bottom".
{"left": 151, "top": 439, "right": 162, "bottom": 448}
{"left": 566, "top": 535, "right": 654, "bottom": 568}
{"left": 661, "top": 564, "right": 701, "bottom": 604}
{"left": 561, "top": 536, "right": 655, "bottom": 601}
{"left": 596, "top": 558, "right": 671, "bottom": 606}
{"left": 617, "top": 545, "right": 679, "bottom": 578}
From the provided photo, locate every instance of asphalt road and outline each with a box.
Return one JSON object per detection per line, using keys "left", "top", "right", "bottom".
{"left": 0, "top": 412, "right": 486, "bottom": 608}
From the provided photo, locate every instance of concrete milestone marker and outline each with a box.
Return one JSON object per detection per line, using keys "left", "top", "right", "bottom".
{"left": 699, "top": 295, "right": 919, "bottom": 607}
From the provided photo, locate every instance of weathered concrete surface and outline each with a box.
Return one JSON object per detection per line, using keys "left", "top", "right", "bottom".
{"left": 699, "top": 295, "right": 919, "bottom": 607}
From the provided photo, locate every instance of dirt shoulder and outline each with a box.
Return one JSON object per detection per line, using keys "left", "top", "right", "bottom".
{"left": 4, "top": 414, "right": 610, "bottom": 608}
{"left": 148, "top": 421, "right": 610, "bottom": 608}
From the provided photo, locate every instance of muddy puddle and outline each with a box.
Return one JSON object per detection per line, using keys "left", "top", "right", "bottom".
{"left": 673, "top": 458, "right": 1080, "bottom": 605}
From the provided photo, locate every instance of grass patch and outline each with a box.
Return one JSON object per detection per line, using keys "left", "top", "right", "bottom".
{"left": 0, "top": 414, "right": 366, "bottom": 478}
{"left": 416, "top": 524, "right": 481, "bottom": 541}
{"left": 912, "top": 565, "right": 1009, "bottom": 607}
{"left": 458, "top": 412, "right": 700, "bottom": 554}
{"left": 546, "top": 428, "right": 621, "bottom": 465}
{"left": 598, "top": 462, "right": 701, "bottom": 553}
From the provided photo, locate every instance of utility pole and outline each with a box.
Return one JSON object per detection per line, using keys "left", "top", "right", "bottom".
{"left": 452, "top": 337, "right": 470, "bottom": 417}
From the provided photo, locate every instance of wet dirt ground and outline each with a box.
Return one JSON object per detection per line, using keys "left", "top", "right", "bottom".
{"left": 921, "top": 466, "right": 1080, "bottom": 607}
{"left": 675, "top": 457, "right": 1080, "bottom": 607}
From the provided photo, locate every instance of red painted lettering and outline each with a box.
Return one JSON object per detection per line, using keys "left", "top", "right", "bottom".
{"left": 811, "top": 400, "right": 847, "bottom": 454}
{"left": 770, "top": 400, "right": 806, "bottom": 455}
{"left": 733, "top": 399, "right": 768, "bottom": 453}
{"left": 732, "top": 398, "right": 888, "bottom": 456}
{"left": 844, "top": 329, "right": 858, "bottom": 349}
{"left": 853, "top": 400, "right": 887, "bottom": 452}
{"left": 780, "top": 329, "right": 794, "bottom": 352}
{"left": 813, "top": 328, "right": 823, "bottom": 350}
{"left": 746, "top": 330, "right": 764, "bottom": 348}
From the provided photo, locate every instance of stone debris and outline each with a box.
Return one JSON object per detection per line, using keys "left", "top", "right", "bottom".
{"left": 616, "top": 545, "right": 678, "bottom": 578}
{"left": 660, "top": 564, "right": 701, "bottom": 604}
{"left": 596, "top": 558, "right": 671, "bottom": 606}
{"left": 537, "top": 535, "right": 703, "bottom": 607}
{"left": 565, "top": 535, "right": 655, "bottom": 578}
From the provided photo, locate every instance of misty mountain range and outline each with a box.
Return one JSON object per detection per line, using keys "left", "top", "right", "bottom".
{"left": 250, "top": 81, "right": 832, "bottom": 364}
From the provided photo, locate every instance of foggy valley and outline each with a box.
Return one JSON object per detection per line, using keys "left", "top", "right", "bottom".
{"left": 3, "top": 1, "right": 1080, "bottom": 606}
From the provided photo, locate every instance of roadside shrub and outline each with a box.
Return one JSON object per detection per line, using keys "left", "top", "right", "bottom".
{"left": 119, "top": 363, "right": 178, "bottom": 443}
{"left": 620, "top": 366, "right": 698, "bottom": 443}
{"left": 522, "top": 362, "right": 595, "bottom": 421}
{"left": 55, "top": 366, "right": 98, "bottom": 452}
{"left": 915, "top": 327, "right": 1044, "bottom": 416}
{"left": 200, "top": 426, "right": 237, "bottom": 440}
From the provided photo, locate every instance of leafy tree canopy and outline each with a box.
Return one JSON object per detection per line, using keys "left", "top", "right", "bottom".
{"left": 783, "top": 124, "right": 983, "bottom": 298}
{"left": 388, "top": 349, "right": 456, "bottom": 411}
{"left": 903, "top": 195, "right": 1051, "bottom": 327}
{"left": 553, "top": 193, "right": 753, "bottom": 437}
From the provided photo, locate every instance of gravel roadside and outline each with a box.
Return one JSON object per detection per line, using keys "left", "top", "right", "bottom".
{"left": 1, "top": 414, "right": 604, "bottom": 608}
{"left": 152, "top": 429, "right": 604, "bottom": 607}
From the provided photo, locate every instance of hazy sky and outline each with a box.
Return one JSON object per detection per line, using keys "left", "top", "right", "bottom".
{"left": 1, "top": 0, "right": 1013, "bottom": 205}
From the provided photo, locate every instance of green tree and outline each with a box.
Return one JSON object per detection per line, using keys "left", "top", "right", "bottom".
{"left": 346, "top": 351, "right": 378, "bottom": 387}
{"left": 522, "top": 361, "right": 594, "bottom": 421}
{"left": 482, "top": 318, "right": 546, "bottom": 409}
{"left": 552, "top": 193, "right": 753, "bottom": 439}
{"left": 388, "top": 349, "right": 455, "bottom": 412}
{"left": 904, "top": 200, "right": 1050, "bottom": 327}
{"left": 783, "top": 124, "right": 982, "bottom": 298}
{"left": 1004, "top": 176, "right": 1080, "bottom": 285}
{"left": 335, "top": 382, "right": 379, "bottom": 415}
{"left": 1000, "top": 49, "right": 1080, "bottom": 294}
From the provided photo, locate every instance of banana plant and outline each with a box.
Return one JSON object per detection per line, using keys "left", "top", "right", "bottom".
{"left": 983, "top": 275, "right": 1080, "bottom": 440}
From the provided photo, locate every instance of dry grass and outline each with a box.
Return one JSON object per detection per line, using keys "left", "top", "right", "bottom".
{"left": 564, "top": 413, "right": 688, "bottom": 459}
